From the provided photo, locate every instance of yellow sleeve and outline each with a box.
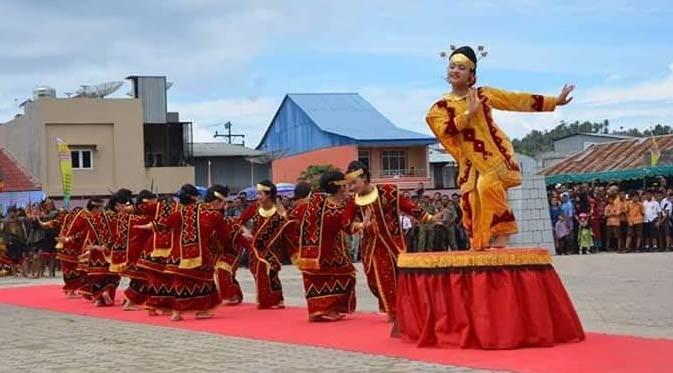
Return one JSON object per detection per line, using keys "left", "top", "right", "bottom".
{"left": 426, "top": 100, "right": 470, "bottom": 136}
{"left": 481, "top": 86, "right": 557, "bottom": 112}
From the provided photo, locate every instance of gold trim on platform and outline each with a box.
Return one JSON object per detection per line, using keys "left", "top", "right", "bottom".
{"left": 397, "top": 249, "right": 551, "bottom": 269}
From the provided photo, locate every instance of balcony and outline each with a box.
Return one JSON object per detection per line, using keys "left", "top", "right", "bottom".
{"left": 369, "top": 168, "right": 431, "bottom": 190}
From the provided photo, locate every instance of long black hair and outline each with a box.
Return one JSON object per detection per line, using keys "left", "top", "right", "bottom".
{"left": 87, "top": 197, "right": 105, "bottom": 211}
{"left": 205, "top": 184, "right": 230, "bottom": 203}
{"left": 346, "top": 160, "right": 371, "bottom": 182}
{"left": 293, "top": 181, "right": 312, "bottom": 200}
{"left": 319, "top": 171, "right": 346, "bottom": 195}
{"left": 257, "top": 179, "right": 277, "bottom": 202}
{"left": 177, "top": 184, "right": 199, "bottom": 205}
{"left": 135, "top": 189, "right": 157, "bottom": 206}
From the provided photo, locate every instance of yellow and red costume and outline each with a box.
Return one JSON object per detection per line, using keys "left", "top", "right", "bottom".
{"left": 426, "top": 87, "right": 557, "bottom": 249}
{"left": 294, "top": 193, "right": 356, "bottom": 319}
{"left": 343, "top": 184, "right": 431, "bottom": 316}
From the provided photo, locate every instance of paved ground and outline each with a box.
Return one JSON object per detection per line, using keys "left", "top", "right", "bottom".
{"left": 1, "top": 252, "right": 671, "bottom": 372}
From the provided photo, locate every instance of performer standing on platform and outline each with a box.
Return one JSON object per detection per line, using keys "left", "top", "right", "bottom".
{"left": 343, "top": 161, "right": 434, "bottom": 320}
{"left": 426, "top": 45, "right": 574, "bottom": 250}
{"left": 295, "top": 171, "right": 356, "bottom": 321}
{"left": 238, "top": 180, "right": 294, "bottom": 309}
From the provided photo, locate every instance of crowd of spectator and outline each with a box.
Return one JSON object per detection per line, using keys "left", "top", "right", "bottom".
{"left": 0, "top": 200, "right": 59, "bottom": 277}
{"left": 549, "top": 179, "right": 673, "bottom": 254}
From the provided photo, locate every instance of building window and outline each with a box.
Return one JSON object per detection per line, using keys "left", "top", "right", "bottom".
{"left": 71, "top": 149, "right": 93, "bottom": 170}
{"left": 382, "top": 150, "right": 406, "bottom": 176}
{"left": 358, "top": 150, "right": 370, "bottom": 169}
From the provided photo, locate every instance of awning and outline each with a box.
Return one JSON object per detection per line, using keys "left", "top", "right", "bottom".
{"left": 544, "top": 165, "right": 673, "bottom": 185}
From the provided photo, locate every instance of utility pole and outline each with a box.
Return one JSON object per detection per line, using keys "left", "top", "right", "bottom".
{"left": 213, "top": 121, "right": 245, "bottom": 146}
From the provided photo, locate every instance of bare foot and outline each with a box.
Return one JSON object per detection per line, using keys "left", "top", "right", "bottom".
{"left": 224, "top": 297, "right": 242, "bottom": 306}
{"left": 490, "top": 234, "right": 510, "bottom": 248}
{"left": 147, "top": 309, "right": 160, "bottom": 316}
{"left": 123, "top": 301, "right": 140, "bottom": 311}
{"left": 94, "top": 300, "right": 105, "bottom": 307}
{"left": 195, "top": 311, "right": 214, "bottom": 319}
{"left": 102, "top": 291, "right": 113, "bottom": 306}
{"left": 270, "top": 301, "right": 285, "bottom": 309}
{"left": 309, "top": 313, "right": 345, "bottom": 322}
{"left": 170, "top": 311, "right": 183, "bottom": 321}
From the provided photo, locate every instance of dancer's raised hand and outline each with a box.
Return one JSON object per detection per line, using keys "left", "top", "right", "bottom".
{"left": 466, "top": 88, "right": 480, "bottom": 117}
{"left": 556, "top": 84, "right": 575, "bottom": 106}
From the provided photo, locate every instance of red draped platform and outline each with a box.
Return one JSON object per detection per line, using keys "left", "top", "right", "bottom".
{"left": 396, "top": 248, "right": 585, "bottom": 349}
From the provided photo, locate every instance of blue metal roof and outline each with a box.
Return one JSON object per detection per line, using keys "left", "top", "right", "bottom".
{"left": 256, "top": 93, "right": 435, "bottom": 154}
{"left": 287, "top": 93, "right": 433, "bottom": 141}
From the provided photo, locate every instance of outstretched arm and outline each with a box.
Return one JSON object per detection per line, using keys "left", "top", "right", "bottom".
{"left": 481, "top": 84, "right": 574, "bottom": 112}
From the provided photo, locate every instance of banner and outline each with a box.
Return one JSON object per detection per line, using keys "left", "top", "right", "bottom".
{"left": 56, "top": 138, "right": 73, "bottom": 208}
{"left": 651, "top": 136, "right": 661, "bottom": 167}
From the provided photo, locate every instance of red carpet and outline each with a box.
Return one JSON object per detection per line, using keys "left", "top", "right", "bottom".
{"left": 1, "top": 285, "right": 672, "bottom": 373}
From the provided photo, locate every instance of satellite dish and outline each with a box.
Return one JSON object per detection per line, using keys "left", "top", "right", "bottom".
{"left": 73, "top": 81, "right": 123, "bottom": 98}
{"left": 224, "top": 121, "right": 232, "bottom": 129}
{"left": 166, "top": 82, "right": 174, "bottom": 90}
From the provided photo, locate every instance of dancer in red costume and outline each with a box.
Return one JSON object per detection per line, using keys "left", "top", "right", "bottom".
{"left": 213, "top": 213, "right": 246, "bottom": 306}
{"left": 138, "top": 184, "right": 231, "bottom": 321}
{"left": 343, "top": 160, "right": 435, "bottom": 320}
{"left": 134, "top": 190, "right": 179, "bottom": 315}
{"left": 59, "top": 197, "right": 119, "bottom": 307}
{"left": 108, "top": 189, "right": 155, "bottom": 310}
{"left": 238, "top": 180, "right": 294, "bottom": 309}
{"left": 294, "top": 172, "right": 356, "bottom": 322}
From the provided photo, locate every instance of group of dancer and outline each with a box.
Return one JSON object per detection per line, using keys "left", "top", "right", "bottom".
{"left": 42, "top": 44, "right": 574, "bottom": 327}
{"left": 44, "top": 160, "right": 435, "bottom": 322}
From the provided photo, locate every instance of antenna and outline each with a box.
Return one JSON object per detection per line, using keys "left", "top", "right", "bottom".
{"left": 72, "top": 81, "right": 123, "bottom": 98}
{"left": 213, "top": 121, "right": 245, "bottom": 145}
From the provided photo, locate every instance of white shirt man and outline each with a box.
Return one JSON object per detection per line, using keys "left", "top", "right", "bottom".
{"left": 660, "top": 196, "right": 672, "bottom": 219}
{"left": 644, "top": 197, "right": 662, "bottom": 223}
{"left": 400, "top": 214, "right": 413, "bottom": 231}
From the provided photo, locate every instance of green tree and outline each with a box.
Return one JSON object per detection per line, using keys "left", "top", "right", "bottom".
{"left": 298, "top": 164, "right": 340, "bottom": 189}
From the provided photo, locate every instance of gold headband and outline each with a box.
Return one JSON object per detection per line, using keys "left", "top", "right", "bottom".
{"left": 345, "top": 169, "right": 364, "bottom": 182}
{"left": 330, "top": 179, "right": 348, "bottom": 186}
{"left": 141, "top": 198, "right": 153, "bottom": 203}
{"left": 213, "top": 191, "right": 226, "bottom": 201}
{"left": 256, "top": 184, "right": 272, "bottom": 192}
{"left": 449, "top": 53, "right": 476, "bottom": 70}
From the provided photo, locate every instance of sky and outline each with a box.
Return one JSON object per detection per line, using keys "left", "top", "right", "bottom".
{"left": 1, "top": 0, "right": 672, "bottom": 147}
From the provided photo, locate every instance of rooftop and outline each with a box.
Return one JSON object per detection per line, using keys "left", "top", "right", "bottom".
{"left": 192, "top": 142, "right": 266, "bottom": 158}
{"left": 540, "top": 135, "right": 673, "bottom": 182}
{"left": 258, "top": 93, "right": 434, "bottom": 146}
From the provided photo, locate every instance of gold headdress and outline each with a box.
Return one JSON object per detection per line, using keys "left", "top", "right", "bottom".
{"left": 345, "top": 168, "right": 364, "bottom": 182}
{"left": 440, "top": 44, "right": 488, "bottom": 70}
{"left": 256, "top": 184, "right": 272, "bottom": 192}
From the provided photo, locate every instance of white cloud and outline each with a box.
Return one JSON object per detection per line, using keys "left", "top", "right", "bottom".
{"left": 581, "top": 65, "right": 673, "bottom": 105}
